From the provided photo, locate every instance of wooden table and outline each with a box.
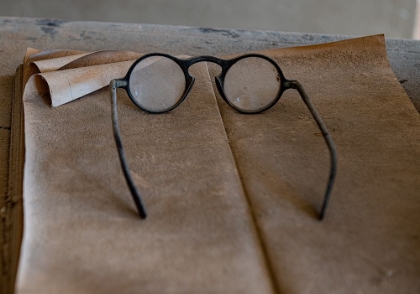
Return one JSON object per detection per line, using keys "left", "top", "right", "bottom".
{"left": 1, "top": 16, "right": 420, "bottom": 291}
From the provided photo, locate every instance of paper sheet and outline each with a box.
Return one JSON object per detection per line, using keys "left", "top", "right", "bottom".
{"left": 15, "top": 35, "right": 420, "bottom": 293}
{"left": 17, "top": 48, "right": 274, "bottom": 294}
{"left": 213, "top": 36, "right": 420, "bottom": 293}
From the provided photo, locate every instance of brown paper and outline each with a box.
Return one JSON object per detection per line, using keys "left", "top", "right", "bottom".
{"left": 17, "top": 49, "right": 274, "bottom": 294}
{"left": 14, "top": 35, "right": 420, "bottom": 293}
{"left": 212, "top": 35, "right": 420, "bottom": 293}
{"left": 23, "top": 49, "right": 140, "bottom": 107}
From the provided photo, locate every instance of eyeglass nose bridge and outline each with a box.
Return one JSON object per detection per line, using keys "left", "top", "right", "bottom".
{"left": 183, "top": 54, "right": 286, "bottom": 80}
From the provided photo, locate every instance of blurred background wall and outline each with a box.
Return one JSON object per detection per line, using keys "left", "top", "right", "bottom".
{"left": 1, "top": 0, "right": 418, "bottom": 38}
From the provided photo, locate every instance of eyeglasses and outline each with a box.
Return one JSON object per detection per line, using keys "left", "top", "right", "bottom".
{"left": 110, "top": 53, "right": 337, "bottom": 220}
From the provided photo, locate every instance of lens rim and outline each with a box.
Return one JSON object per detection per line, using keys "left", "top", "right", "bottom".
{"left": 124, "top": 53, "right": 194, "bottom": 113}
{"left": 216, "top": 54, "right": 287, "bottom": 114}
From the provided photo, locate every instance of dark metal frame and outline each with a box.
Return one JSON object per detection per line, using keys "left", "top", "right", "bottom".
{"left": 110, "top": 53, "right": 337, "bottom": 220}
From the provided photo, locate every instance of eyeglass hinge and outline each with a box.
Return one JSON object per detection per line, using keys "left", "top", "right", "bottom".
{"left": 284, "top": 80, "right": 299, "bottom": 89}
{"left": 112, "top": 79, "right": 128, "bottom": 88}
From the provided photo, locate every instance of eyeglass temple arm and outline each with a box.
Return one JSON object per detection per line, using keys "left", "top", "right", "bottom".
{"left": 288, "top": 80, "right": 337, "bottom": 220}
{"left": 110, "top": 79, "right": 147, "bottom": 219}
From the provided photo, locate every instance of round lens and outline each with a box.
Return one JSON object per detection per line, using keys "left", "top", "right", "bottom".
{"left": 223, "top": 57, "right": 281, "bottom": 112}
{"left": 128, "top": 55, "right": 186, "bottom": 113}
